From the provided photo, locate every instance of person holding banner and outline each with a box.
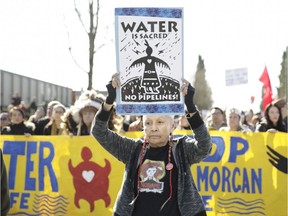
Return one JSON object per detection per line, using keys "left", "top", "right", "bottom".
{"left": 63, "top": 90, "right": 105, "bottom": 136}
{"left": 1, "top": 106, "right": 34, "bottom": 135}
{"left": 206, "top": 107, "right": 227, "bottom": 131}
{"left": 255, "top": 103, "right": 287, "bottom": 133}
{"left": 91, "top": 73, "right": 212, "bottom": 216}
{"left": 219, "top": 108, "right": 252, "bottom": 132}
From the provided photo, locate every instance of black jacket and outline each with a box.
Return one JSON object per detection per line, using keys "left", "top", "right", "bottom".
{"left": 1, "top": 122, "right": 34, "bottom": 135}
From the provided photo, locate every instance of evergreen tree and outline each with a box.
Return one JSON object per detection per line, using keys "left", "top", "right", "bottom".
{"left": 192, "top": 55, "right": 213, "bottom": 111}
{"left": 277, "top": 47, "right": 287, "bottom": 99}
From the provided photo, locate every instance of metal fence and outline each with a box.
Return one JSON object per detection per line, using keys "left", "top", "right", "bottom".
{"left": 0, "top": 70, "right": 73, "bottom": 111}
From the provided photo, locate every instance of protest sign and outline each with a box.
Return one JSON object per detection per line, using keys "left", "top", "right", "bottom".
{"left": 115, "top": 7, "right": 184, "bottom": 115}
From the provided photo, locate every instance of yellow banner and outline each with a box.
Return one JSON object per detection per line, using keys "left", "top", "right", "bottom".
{"left": 1, "top": 131, "right": 287, "bottom": 216}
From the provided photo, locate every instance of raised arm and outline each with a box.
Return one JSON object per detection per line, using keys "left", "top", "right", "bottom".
{"left": 91, "top": 73, "right": 139, "bottom": 163}
{"left": 180, "top": 78, "right": 212, "bottom": 164}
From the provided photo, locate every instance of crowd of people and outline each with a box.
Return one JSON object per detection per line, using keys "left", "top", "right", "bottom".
{"left": 0, "top": 92, "right": 287, "bottom": 136}
{"left": 0, "top": 75, "right": 287, "bottom": 216}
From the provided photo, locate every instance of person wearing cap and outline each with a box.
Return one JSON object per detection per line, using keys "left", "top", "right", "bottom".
{"left": 91, "top": 73, "right": 212, "bottom": 216}
{"left": 219, "top": 107, "right": 251, "bottom": 132}
{"left": 1, "top": 106, "right": 34, "bottom": 135}
{"left": 43, "top": 103, "right": 67, "bottom": 135}
{"left": 206, "top": 107, "right": 227, "bottom": 130}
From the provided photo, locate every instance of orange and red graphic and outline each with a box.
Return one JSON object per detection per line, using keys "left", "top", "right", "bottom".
{"left": 139, "top": 159, "right": 165, "bottom": 193}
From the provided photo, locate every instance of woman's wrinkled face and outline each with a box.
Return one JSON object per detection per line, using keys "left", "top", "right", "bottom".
{"left": 11, "top": 110, "right": 24, "bottom": 124}
{"left": 268, "top": 106, "right": 280, "bottom": 125}
{"left": 143, "top": 115, "right": 174, "bottom": 148}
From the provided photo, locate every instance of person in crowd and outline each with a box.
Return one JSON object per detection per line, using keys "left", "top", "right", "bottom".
{"left": 62, "top": 90, "right": 105, "bottom": 136}
{"left": 77, "top": 98, "right": 104, "bottom": 135}
{"left": 11, "top": 92, "right": 21, "bottom": 106}
{"left": 273, "top": 98, "right": 288, "bottom": 129}
{"left": 241, "top": 109, "right": 255, "bottom": 131}
{"left": 251, "top": 114, "right": 262, "bottom": 131}
{"left": 175, "top": 111, "right": 192, "bottom": 130}
{"left": 1, "top": 148, "right": 10, "bottom": 216}
{"left": 6, "top": 104, "right": 14, "bottom": 113}
{"left": 0, "top": 112, "right": 10, "bottom": 132}
{"left": 206, "top": 107, "right": 227, "bottom": 130}
{"left": 255, "top": 103, "right": 287, "bottom": 133}
{"left": 43, "top": 103, "right": 67, "bottom": 135}
{"left": 108, "top": 106, "right": 124, "bottom": 133}
{"left": 34, "top": 100, "right": 60, "bottom": 135}
{"left": 122, "top": 115, "right": 137, "bottom": 132}
{"left": 91, "top": 73, "right": 212, "bottom": 216}
{"left": 1, "top": 106, "right": 34, "bottom": 135}
{"left": 173, "top": 115, "right": 181, "bottom": 129}
{"left": 28, "top": 106, "right": 45, "bottom": 127}
{"left": 19, "top": 100, "right": 29, "bottom": 119}
{"left": 219, "top": 108, "right": 252, "bottom": 132}
{"left": 128, "top": 115, "right": 143, "bottom": 131}
{"left": 28, "top": 96, "right": 38, "bottom": 116}
{"left": 61, "top": 105, "right": 80, "bottom": 136}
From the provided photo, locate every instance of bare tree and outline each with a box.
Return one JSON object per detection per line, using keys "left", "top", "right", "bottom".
{"left": 68, "top": 0, "right": 105, "bottom": 90}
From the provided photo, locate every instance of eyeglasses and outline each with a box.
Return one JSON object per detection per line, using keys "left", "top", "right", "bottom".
{"left": 1, "top": 117, "right": 8, "bottom": 121}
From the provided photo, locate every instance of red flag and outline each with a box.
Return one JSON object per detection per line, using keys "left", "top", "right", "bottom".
{"left": 259, "top": 66, "right": 273, "bottom": 111}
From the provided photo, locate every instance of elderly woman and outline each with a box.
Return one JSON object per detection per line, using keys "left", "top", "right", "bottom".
{"left": 91, "top": 73, "right": 212, "bottom": 216}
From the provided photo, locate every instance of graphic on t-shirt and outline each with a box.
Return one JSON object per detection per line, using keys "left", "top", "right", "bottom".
{"left": 68, "top": 147, "right": 111, "bottom": 212}
{"left": 139, "top": 159, "right": 165, "bottom": 193}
